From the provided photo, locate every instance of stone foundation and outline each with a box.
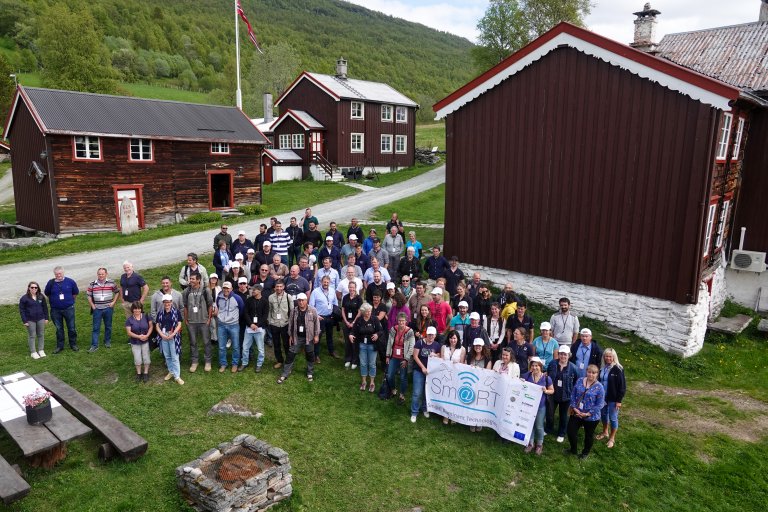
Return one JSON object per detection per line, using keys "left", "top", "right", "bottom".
{"left": 176, "top": 434, "right": 292, "bottom": 512}
{"left": 463, "top": 261, "right": 724, "bottom": 357}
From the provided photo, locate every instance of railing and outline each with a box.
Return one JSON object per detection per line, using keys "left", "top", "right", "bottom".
{"left": 312, "top": 153, "right": 336, "bottom": 179}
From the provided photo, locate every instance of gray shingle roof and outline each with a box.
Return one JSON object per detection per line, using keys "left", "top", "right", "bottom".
{"left": 19, "top": 87, "right": 268, "bottom": 144}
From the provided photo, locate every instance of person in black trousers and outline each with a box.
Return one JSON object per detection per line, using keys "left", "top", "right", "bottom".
{"left": 566, "top": 364, "right": 605, "bottom": 459}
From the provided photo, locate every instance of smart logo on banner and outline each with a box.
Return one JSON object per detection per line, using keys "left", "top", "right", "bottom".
{"left": 425, "top": 358, "right": 543, "bottom": 445}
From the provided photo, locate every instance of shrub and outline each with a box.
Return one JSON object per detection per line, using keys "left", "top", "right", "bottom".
{"left": 185, "top": 212, "right": 221, "bottom": 224}
{"left": 238, "top": 205, "right": 264, "bottom": 216}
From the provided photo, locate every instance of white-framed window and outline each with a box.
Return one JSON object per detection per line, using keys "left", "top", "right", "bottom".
{"left": 129, "top": 138, "right": 152, "bottom": 161}
{"left": 351, "top": 101, "right": 364, "bottom": 119}
{"left": 211, "top": 142, "right": 230, "bottom": 154}
{"left": 703, "top": 202, "right": 717, "bottom": 257}
{"left": 380, "top": 134, "right": 392, "bottom": 153}
{"left": 395, "top": 135, "right": 407, "bottom": 154}
{"left": 715, "top": 200, "right": 731, "bottom": 249}
{"left": 74, "top": 136, "right": 101, "bottom": 160}
{"left": 396, "top": 106, "right": 407, "bottom": 123}
{"left": 351, "top": 133, "right": 364, "bottom": 153}
{"left": 292, "top": 133, "right": 304, "bottom": 149}
{"left": 732, "top": 117, "right": 745, "bottom": 160}
{"left": 381, "top": 105, "right": 393, "bottom": 122}
{"left": 279, "top": 134, "right": 291, "bottom": 149}
{"left": 715, "top": 113, "right": 733, "bottom": 160}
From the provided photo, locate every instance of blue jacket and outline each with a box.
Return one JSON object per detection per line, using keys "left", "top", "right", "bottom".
{"left": 44, "top": 277, "right": 79, "bottom": 309}
{"left": 213, "top": 249, "right": 234, "bottom": 278}
{"left": 570, "top": 378, "right": 605, "bottom": 419}
{"left": 325, "top": 230, "right": 345, "bottom": 249}
{"left": 19, "top": 294, "right": 49, "bottom": 323}
{"left": 424, "top": 255, "right": 449, "bottom": 280}
{"left": 318, "top": 245, "right": 342, "bottom": 272}
{"left": 547, "top": 360, "right": 579, "bottom": 401}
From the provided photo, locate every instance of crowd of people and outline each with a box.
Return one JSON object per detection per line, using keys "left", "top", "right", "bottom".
{"left": 18, "top": 208, "right": 626, "bottom": 458}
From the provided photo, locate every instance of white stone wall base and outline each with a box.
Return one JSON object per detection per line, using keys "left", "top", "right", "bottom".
{"left": 463, "top": 262, "right": 724, "bottom": 358}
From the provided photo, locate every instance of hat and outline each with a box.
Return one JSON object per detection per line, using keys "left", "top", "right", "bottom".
{"left": 349, "top": 234, "right": 358, "bottom": 240}
{"left": 529, "top": 356, "right": 543, "bottom": 367}
{"left": 263, "top": 240, "right": 272, "bottom": 246}
{"left": 222, "top": 281, "right": 232, "bottom": 289}
{"left": 209, "top": 274, "right": 219, "bottom": 280}
{"left": 557, "top": 345, "right": 571, "bottom": 354}
{"left": 230, "top": 261, "right": 240, "bottom": 268}
{"left": 472, "top": 338, "right": 485, "bottom": 346}
{"left": 386, "top": 282, "right": 396, "bottom": 289}
{"left": 325, "top": 235, "right": 334, "bottom": 241}
{"left": 580, "top": 328, "right": 592, "bottom": 336}
{"left": 161, "top": 294, "right": 173, "bottom": 302}
{"left": 238, "top": 277, "right": 248, "bottom": 284}
{"left": 296, "top": 293, "right": 308, "bottom": 300}
{"left": 238, "top": 230, "right": 246, "bottom": 236}
{"left": 370, "top": 228, "right": 377, "bottom": 233}
{"left": 247, "top": 248, "right": 255, "bottom": 254}
{"left": 235, "top": 253, "right": 244, "bottom": 259}
{"left": 426, "top": 326, "right": 437, "bottom": 335}
{"left": 458, "top": 300, "right": 468, "bottom": 309}
{"left": 309, "top": 255, "right": 317, "bottom": 263}
{"left": 469, "top": 312, "right": 480, "bottom": 320}
{"left": 540, "top": 321, "right": 552, "bottom": 331}
{"left": 431, "top": 287, "right": 443, "bottom": 295}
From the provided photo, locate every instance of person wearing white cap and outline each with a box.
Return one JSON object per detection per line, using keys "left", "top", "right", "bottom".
{"left": 278, "top": 292, "right": 320, "bottom": 383}
{"left": 223, "top": 260, "right": 247, "bottom": 289}
{"left": 346, "top": 217, "right": 364, "bottom": 247}
{"left": 547, "top": 344, "right": 579, "bottom": 443}
{"left": 340, "top": 233, "right": 359, "bottom": 264}
{"left": 448, "top": 300, "right": 471, "bottom": 342}
{"left": 243, "top": 248, "right": 258, "bottom": 282}
{"left": 318, "top": 235, "right": 342, "bottom": 273}
{"left": 325, "top": 221, "right": 345, "bottom": 249}
{"left": 570, "top": 328, "right": 603, "bottom": 378}
{"left": 255, "top": 240, "right": 274, "bottom": 267}
{"left": 466, "top": 338, "right": 492, "bottom": 370}
{"left": 462, "top": 311, "right": 490, "bottom": 353}
{"left": 410, "top": 325, "right": 442, "bottom": 423}
{"left": 155, "top": 293, "right": 184, "bottom": 385}
{"left": 522, "top": 356, "right": 554, "bottom": 455}
{"left": 427, "top": 286, "right": 452, "bottom": 341}
{"left": 150, "top": 276, "right": 183, "bottom": 321}
{"left": 533, "top": 321, "right": 559, "bottom": 368}
{"left": 231, "top": 230, "right": 254, "bottom": 260}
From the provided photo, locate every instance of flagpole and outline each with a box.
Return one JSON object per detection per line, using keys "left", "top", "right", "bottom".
{"left": 235, "top": 0, "right": 243, "bottom": 110}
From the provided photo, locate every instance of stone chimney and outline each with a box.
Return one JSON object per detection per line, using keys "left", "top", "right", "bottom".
{"left": 630, "top": 3, "right": 661, "bottom": 54}
{"left": 335, "top": 57, "right": 348, "bottom": 79}
{"left": 263, "top": 93, "right": 273, "bottom": 123}
{"left": 761, "top": 0, "right": 768, "bottom": 22}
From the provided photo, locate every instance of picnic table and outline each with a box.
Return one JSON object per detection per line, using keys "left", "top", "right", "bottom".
{"left": 0, "top": 372, "right": 91, "bottom": 469}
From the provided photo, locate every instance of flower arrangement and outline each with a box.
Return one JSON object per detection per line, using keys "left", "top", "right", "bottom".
{"left": 23, "top": 388, "right": 52, "bottom": 409}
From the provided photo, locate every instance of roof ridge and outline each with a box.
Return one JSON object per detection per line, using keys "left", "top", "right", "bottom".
{"left": 330, "top": 76, "right": 365, "bottom": 99}
{"left": 23, "top": 86, "right": 238, "bottom": 109}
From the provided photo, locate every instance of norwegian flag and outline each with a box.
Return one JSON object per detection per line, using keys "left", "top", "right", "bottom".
{"left": 236, "top": 0, "right": 264, "bottom": 54}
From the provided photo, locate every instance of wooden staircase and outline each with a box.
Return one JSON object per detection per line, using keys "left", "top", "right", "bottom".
{"left": 313, "top": 153, "right": 339, "bottom": 181}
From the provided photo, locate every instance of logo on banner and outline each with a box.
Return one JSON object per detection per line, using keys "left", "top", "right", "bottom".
{"left": 457, "top": 372, "right": 479, "bottom": 404}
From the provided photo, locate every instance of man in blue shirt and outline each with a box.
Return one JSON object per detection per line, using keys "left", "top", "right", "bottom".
{"left": 44, "top": 265, "right": 79, "bottom": 353}
{"left": 570, "top": 328, "right": 603, "bottom": 378}
{"left": 424, "top": 246, "right": 449, "bottom": 284}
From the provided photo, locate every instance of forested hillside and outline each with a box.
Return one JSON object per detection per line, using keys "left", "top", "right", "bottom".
{"left": 0, "top": 0, "right": 475, "bottom": 120}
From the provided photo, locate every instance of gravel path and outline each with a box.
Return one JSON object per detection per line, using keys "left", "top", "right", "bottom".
{"left": 0, "top": 166, "right": 444, "bottom": 304}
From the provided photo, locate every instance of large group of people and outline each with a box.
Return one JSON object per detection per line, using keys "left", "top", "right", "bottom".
{"left": 18, "top": 209, "right": 626, "bottom": 457}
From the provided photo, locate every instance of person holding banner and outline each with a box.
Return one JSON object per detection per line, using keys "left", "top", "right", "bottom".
{"left": 441, "top": 330, "right": 466, "bottom": 364}
{"left": 410, "top": 326, "right": 442, "bottom": 423}
{"left": 567, "top": 364, "right": 605, "bottom": 459}
{"left": 385, "top": 313, "right": 415, "bottom": 404}
{"left": 523, "top": 357, "right": 554, "bottom": 455}
{"left": 492, "top": 347, "right": 520, "bottom": 378}
{"left": 466, "top": 338, "right": 492, "bottom": 370}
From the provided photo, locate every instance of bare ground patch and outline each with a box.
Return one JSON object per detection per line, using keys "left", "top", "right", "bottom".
{"left": 626, "top": 381, "right": 768, "bottom": 443}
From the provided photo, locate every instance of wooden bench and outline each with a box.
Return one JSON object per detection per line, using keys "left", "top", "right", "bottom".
{"left": 34, "top": 373, "right": 148, "bottom": 462}
{"left": 0, "top": 454, "right": 29, "bottom": 505}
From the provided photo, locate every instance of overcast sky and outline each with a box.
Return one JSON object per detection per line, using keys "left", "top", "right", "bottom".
{"left": 345, "top": 0, "right": 763, "bottom": 44}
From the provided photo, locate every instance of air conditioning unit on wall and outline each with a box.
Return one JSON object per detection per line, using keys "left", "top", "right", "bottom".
{"left": 730, "top": 250, "right": 767, "bottom": 273}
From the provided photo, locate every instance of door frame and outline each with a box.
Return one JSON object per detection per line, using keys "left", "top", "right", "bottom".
{"left": 112, "top": 184, "right": 145, "bottom": 231}
{"left": 208, "top": 169, "right": 235, "bottom": 210}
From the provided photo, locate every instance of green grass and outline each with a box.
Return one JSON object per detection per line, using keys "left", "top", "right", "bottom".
{"left": 415, "top": 122, "right": 446, "bottom": 151}
{"left": 371, "top": 183, "right": 445, "bottom": 224}
{"left": 0, "top": 203, "right": 14, "bottom": 224}
{"left": 364, "top": 161, "right": 442, "bottom": 188}
{"left": 0, "top": 181, "right": 355, "bottom": 266}
{"left": 0, "top": 162, "right": 10, "bottom": 181}
{"left": 116, "top": 82, "right": 215, "bottom": 104}
{"left": 17, "top": 72, "right": 42, "bottom": 87}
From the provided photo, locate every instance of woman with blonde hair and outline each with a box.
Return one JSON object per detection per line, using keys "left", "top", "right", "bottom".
{"left": 596, "top": 348, "right": 626, "bottom": 449}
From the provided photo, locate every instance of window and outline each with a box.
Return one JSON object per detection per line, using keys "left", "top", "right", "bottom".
{"left": 380, "top": 134, "right": 392, "bottom": 153}
{"left": 715, "top": 113, "right": 733, "bottom": 160}
{"left": 292, "top": 133, "right": 304, "bottom": 149}
{"left": 211, "top": 142, "right": 230, "bottom": 154}
{"left": 732, "top": 117, "right": 745, "bottom": 160}
{"left": 381, "top": 105, "right": 393, "bottom": 122}
{"left": 715, "top": 200, "right": 731, "bottom": 249}
{"left": 395, "top": 135, "right": 407, "bottom": 154}
{"left": 351, "top": 133, "right": 364, "bottom": 153}
{"left": 396, "top": 106, "right": 407, "bottom": 123}
{"left": 74, "top": 136, "right": 101, "bottom": 160}
{"left": 351, "top": 101, "right": 364, "bottom": 119}
{"left": 703, "top": 203, "right": 717, "bottom": 257}
{"left": 279, "top": 134, "right": 291, "bottom": 149}
{"left": 129, "top": 138, "right": 152, "bottom": 161}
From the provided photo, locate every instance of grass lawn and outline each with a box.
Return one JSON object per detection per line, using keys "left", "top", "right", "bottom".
{"left": 116, "top": 82, "right": 215, "bottom": 105}
{"left": 363, "top": 161, "right": 442, "bottom": 188}
{"left": 371, "top": 183, "right": 445, "bottom": 224}
{"left": 0, "top": 162, "right": 10, "bottom": 180}
{"left": 0, "top": 181, "right": 356, "bottom": 266}
{"left": 415, "top": 122, "right": 446, "bottom": 151}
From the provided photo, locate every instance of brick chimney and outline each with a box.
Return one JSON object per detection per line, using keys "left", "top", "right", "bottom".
{"left": 335, "top": 57, "right": 348, "bottom": 79}
{"left": 761, "top": 0, "right": 768, "bottom": 22}
{"left": 630, "top": 3, "right": 661, "bottom": 54}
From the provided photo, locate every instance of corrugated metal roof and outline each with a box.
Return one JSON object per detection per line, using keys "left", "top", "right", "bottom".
{"left": 305, "top": 73, "right": 418, "bottom": 107}
{"left": 657, "top": 21, "right": 768, "bottom": 93}
{"left": 290, "top": 110, "right": 324, "bottom": 129}
{"left": 263, "top": 149, "right": 302, "bottom": 162}
{"left": 21, "top": 87, "right": 268, "bottom": 144}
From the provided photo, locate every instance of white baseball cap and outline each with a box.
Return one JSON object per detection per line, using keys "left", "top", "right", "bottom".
{"left": 458, "top": 301, "right": 468, "bottom": 309}
{"left": 247, "top": 248, "right": 255, "bottom": 254}
{"left": 161, "top": 294, "right": 173, "bottom": 302}
{"left": 469, "top": 312, "right": 480, "bottom": 320}
{"left": 580, "top": 328, "right": 592, "bottom": 336}
{"left": 472, "top": 338, "right": 485, "bottom": 346}
{"left": 558, "top": 345, "right": 570, "bottom": 354}
{"left": 540, "top": 321, "right": 552, "bottom": 330}
{"left": 431, "top": 287, "right": 443, "bottom": 295}
{"left": 529, "top": 356, "right": 543, "bottom": 367}
{"left": 426, "top": 326, "right": 437, "bottom": 335}
{"left": 263, "top": 240, "right": 272, "bottom": 246}
{"left": 325, "top": 235, "right": 334, "bottom": 241}
{"left": 238, "top": 230, "right": 246, "bottom": 236}
{"left": 238, "top": 277, "right": 248, "bottom": 284}
{"left": 296, "top": 293, "right": 308, "bottom": 300}
{"left": 349, "top": 234, "right": 358, "bottom": 240}
{"left": 230, "top": 261, "right": 240, "bottom": 269}
{"left": 235, "top": 253, "right": 244, "bottom": 260}
{"left": 386, "top": 282, "right": 396, "bottom": 289}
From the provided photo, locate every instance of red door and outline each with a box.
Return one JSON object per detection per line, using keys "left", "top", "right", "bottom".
{"left": 263, "top": 158, "right": 273, "bottom": 184}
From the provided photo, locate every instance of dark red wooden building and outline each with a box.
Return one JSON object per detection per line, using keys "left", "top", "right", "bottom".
{"left": 434, "top": 22, "right": 743, "bottom": 356}
{"left": 3, "top": 86, "right": 268, "bottom": 234}
{"left": 264, "top": 59, "right": 418, "bottom": 181}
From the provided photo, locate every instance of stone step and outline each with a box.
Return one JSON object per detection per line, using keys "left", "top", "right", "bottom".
{"left": 707, "top": 314, "right": 753, "bottom": 335}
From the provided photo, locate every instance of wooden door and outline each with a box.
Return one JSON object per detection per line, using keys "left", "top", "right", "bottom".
{"left": 113, "top": 186, "right": 145, "bottom": 231}
{"left": 310, "top": 131, "right": 323, "bottom": 156}
{"left": 263, "top": 158, "right": 273, "bottom": 184}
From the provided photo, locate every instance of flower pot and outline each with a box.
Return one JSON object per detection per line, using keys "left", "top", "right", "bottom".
{"left": 26, "top": 400, "right": 52, "bottom": 425}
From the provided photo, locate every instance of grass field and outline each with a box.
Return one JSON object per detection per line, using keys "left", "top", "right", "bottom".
{"left": 371, "top": 183, "right": 445, "bottom": 224}
{"left": 415, "top": 122, "right": 446, "bottom": 151}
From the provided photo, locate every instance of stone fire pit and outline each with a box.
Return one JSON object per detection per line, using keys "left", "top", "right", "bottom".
{"left": 177, "top": 434, "right": 292, "bottom": 512}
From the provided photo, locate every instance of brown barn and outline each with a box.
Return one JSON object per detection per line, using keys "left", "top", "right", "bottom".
{"left": 434, "top": 21, "right": 745, "bottom": 356}
{"left": 263, "top": 58, "right": 418, "bottom": 181}
{"left": 2, "top": 86, "right": 268, "bottom": 234}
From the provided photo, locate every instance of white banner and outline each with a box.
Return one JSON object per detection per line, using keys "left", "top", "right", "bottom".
{"left": 425, "top": 358, "right": 543, "bottom": 446}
